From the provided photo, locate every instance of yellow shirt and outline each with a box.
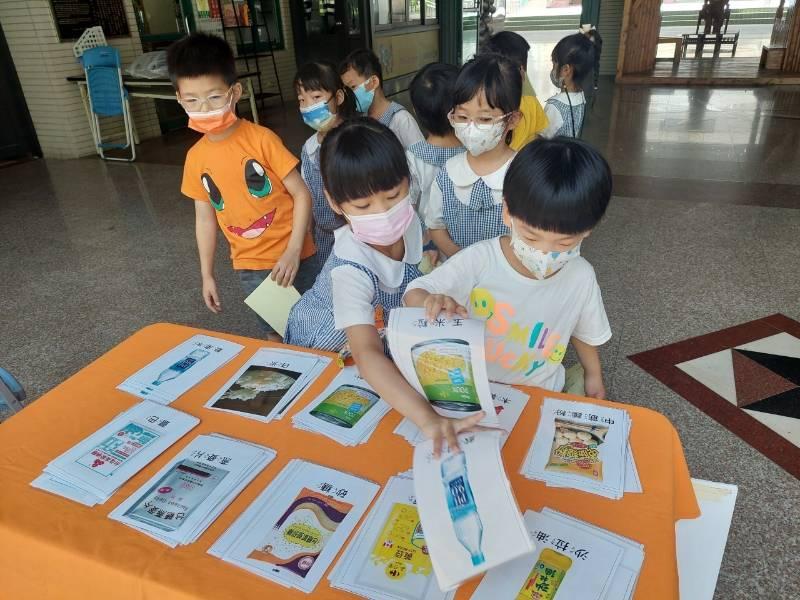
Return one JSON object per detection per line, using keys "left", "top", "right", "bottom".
{"left": 510, "top": 95, "right": 549, "bottom": 151}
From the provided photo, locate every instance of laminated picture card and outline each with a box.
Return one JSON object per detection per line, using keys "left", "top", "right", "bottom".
{"left": 413, "top": 430, "right": 533, "bottom": 590}
{"left": 387, "top": 308, "right": 498, "bottom": 426}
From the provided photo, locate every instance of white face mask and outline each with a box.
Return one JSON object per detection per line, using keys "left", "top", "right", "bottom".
{"left": 452, "top": 120, "right": 506, "bottom": 156}
{"left": 510, "top": 220, "right": 582, "bottom": 279}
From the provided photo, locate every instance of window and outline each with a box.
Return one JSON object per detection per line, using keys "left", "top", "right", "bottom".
{"left": 376, "top": 0, "right": 437, "bottom": 27}
{"left": 410, "top": 0, "right": 421, "bottom": 22}
{"left": 226, "top": 0, "right": 284, "bottom": 52}
{"left": 391, "top": 0, "right": 407, "bottom": 23}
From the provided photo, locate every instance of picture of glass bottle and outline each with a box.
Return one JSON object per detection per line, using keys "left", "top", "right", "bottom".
{"left": 411, "top": 339, "right": 481, "bottom": 411}
{"left": 441, "top": 452, "right": 485, "bottom": 566}
{"left": 152, "top": 349, "right": 209, "bottom": 386}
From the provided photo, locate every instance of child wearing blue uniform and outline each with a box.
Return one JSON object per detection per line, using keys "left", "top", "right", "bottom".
{"left": 540, "top": 33, "right": 601, "bottom": 139}
{"left": 426, "top": 53, "right": 522, "bottom": 259}
{"left": 286, "top": 117, "right": 486, "bottom": 456}
{"left": 339, "top": 49, "right": 424, "bottom": 149}
{"left": 295, "top": 62, "right": 359, "bottom": 268}
{"left": 405, "top": 63, "right": 465, "bottom": 236}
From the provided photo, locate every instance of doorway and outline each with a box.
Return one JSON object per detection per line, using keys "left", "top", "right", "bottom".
{"left": 290, "top": 0, "right": 369, "bottom": 65}
{"left": 0, "top": 23, "right": 40, "bottom": 161}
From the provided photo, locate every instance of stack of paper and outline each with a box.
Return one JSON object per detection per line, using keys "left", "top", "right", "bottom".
{"left": 472, "top": 508, "right": 644, "bottom": 600}
{"left": 329, "top": 472, "right": 455, "bottom": 600}
{"left": 209, "top": 460, "right": 379, "bottom": 593}
{"left": 292, "top": 366, "right": 391, "bottom": 446}
{"left": 205, "top": 348, "right": 331, "bottom": 423}
{"left": 394, "top": 383, "right": 529, "bottom": 447}
{"left": 118, "top": 334, "right": 244, "bottom": 404}
{"left": 387, "top": 308, "right": 498, "bottom": 426}
{"left": 30, "top": 401, "right": 199, "bottom": 506}
{"left": 109, "top": 433, "right": 276, "bottom": 547}
{"left": 521, "top": 398, "right": 640, "bottom": 499}
{"left": 413, "top": 430, "right": 534, "bottom": 591}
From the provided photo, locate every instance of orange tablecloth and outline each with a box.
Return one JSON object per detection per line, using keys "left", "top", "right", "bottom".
{"left": 0, "top": 324, "right": 699, "bottom": 600}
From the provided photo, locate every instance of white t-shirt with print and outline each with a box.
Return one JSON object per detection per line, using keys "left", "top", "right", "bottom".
{"left": 424, "top": 152, "right": 514, "bottom": 230}
{"left": 331, "top": 213, "right": 423, "bottom": 331}
{"left": 404, "top": 237, "right": 611, "bottom": 391}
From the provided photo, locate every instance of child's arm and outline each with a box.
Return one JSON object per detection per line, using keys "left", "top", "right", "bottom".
{"left": 429, "top": 228, "right": 461, "bottom": 259}
{"left": 195, "top": 200, "right": 222, "bottom": 313}
{"left": 346, "top": 324, "right": 485, "bottom": 457}
{"left": 273, "top": 169, "right": 312, "bottom": 287}
{"left": 571, "top": 337, "right": 605, "bottom": 399}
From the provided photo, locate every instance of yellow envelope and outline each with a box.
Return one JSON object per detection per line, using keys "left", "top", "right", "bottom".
{"left": 243, "top": 276, "right": 301, "bottom": 337}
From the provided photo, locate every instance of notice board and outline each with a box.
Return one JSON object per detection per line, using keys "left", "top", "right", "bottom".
{"left": 49, "top": 0, "right": 130, "bottom": 41}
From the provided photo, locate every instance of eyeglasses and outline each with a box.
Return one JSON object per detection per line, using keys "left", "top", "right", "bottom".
{"left": 448, "top": 110, "right": 512, "bottom": 130}
{"left": 178, "top": 87, "right": 233, "bottom": 112}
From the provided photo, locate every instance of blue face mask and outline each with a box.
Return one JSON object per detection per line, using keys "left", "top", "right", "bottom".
{"left": 300, "top": 98, "right": 336, "bottom": 131}
{"left": 353, "top": 79, "right": 375, "bottom": 113}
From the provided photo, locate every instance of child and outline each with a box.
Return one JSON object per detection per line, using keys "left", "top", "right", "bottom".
{"left": 483, "top": 31, "right": 548, "bottom": 151}
{"left": 425, "top": 53, "right": 521, "bottom": 259}
{"left": 339, "top": 49, "right": 424, "bottom": 148}
{"left": 404, "top": 137, "right": 612, "bottom": 398}
{"left": 285, "top": 117, "right": 484, "bottom": 454}
{"left": 168, "top": 33, "right": 316, "bottom": 341}
{"left": 540, "top": 33, "right": 601, "bottom": 139}
{"left": 406, "top": 63, "right": 465, "bottom": 268}
{"left": 295, "top": 61, "right": 359, "bottom": 268}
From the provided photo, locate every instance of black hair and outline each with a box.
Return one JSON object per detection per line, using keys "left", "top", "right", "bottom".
{"left": 452, "top": 53, "right": 522, "bottom": 115}
{"left": 552, "top": 33, "right": 600, "bottom": 90}
{"left": 320, "top": 117, "right": 410, "bottom": 204}
{"left": 483, "top": 31, "right": 530, "bottom": 72}
{"left": 294, "top": 61, "right": 358, "bottom": 120}
{"left": 166, "top": 33, "right": 236, "bottom": 89}
{"left": 339, "top": 49, "right": 383, "bottom": 84}
{"left": 504, "top": 137, "right": 611, "bottom": 234}
{"left": 583, "top": 28, "right": 604, "bottom": 91}
{"left": 409, "top": 63, "right": 459, "bottom": 137}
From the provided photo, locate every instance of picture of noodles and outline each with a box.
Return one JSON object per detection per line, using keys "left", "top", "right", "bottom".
{"left": 211, "top": 365, "right": 301, "bottom": 417}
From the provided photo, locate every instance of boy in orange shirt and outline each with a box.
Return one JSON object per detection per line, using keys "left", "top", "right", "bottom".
{"left": 167, "top": 34, "right": 316, "bottom": 340}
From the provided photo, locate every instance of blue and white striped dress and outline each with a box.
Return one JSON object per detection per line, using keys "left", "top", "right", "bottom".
{"left": 425, "top": 152, "right": 512, "bottom": 250}
{"left": 376, "top": 102, "right": 424, "bottom": 148}
{"left": 285, "top": 218, "right": 424, "bottom": 352}
{"left": 542, "top": 91, "right": 586, "bottom": 138}
{"left": 300, "top": 134, "right": 345, "bottom": 268}
{"left": 406, "top": 141, "right": 466, "bottom": 228}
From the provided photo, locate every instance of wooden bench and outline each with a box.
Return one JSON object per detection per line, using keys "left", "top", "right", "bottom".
{"left": 657, "top": 36, "right": 684, "bottom": 66}
{"left": 682, "top": 32, "right": 740, "bottom": 58}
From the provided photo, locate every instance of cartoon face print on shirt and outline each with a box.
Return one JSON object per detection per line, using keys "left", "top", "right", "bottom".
{"left": 199, "top": 156, "right": 277, "bottom": 239}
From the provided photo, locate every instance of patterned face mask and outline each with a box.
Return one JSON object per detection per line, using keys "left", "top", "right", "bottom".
{"left": 510, "top": 220, "right": 582, "bottom": 279}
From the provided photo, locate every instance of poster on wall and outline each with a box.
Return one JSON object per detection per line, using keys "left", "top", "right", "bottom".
{"left": 49, "top": 0, "right": 130, "bottom": 41}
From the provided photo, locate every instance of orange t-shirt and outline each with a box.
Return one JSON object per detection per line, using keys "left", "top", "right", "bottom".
{"left": 181, "top": 119, "right": 315, "bottom": 270}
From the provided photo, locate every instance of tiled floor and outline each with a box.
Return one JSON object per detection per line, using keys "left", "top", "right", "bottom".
{"left": 1, "top": 80, "right": 800, "bottom": 598}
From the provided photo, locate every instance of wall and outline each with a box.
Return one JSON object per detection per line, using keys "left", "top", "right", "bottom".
{"left": 0, "top": 0, "right": 160, "bottom": 159}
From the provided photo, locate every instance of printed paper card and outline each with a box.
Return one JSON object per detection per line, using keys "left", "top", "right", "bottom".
{"left": 387, "top": 308, "right": 498, "bottom": 425}
{"left": 471, "top": 509, "right": 627, "bottom": 600}
{"left": 413, "top": 430, "right": 532, "bottom": 590}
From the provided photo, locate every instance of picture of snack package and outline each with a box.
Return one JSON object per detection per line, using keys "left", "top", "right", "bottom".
{"left": 516, "top": 548, "right": 572, "bottom": 600}
{"left": 544, "top": 420, "right": 608, "bottom": 481}
{"left": 249, "top": 488, "right": 353, "bottom": 578}
{"left": 125, "top": 460, "right": 229, "bottom": 532}
{"left": 411, "top": 339, "right": 480, "bottom": 411}
{"left": 359, "top": 502, "right": 435, "bottom": 596}
{"left": 310, "top": 384, "right": 380, "bottom": 429}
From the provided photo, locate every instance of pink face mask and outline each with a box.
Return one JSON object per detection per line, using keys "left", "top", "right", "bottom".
{"left": 344, "top": 196, "right": 415, "bottom": 246}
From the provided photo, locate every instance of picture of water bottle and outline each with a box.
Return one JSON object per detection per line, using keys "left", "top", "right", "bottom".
{"left": 152, "top": 349, "right": 209, "bottom": 386}
{"left": 441, "top": 452, "right": 485, "bottom": 566}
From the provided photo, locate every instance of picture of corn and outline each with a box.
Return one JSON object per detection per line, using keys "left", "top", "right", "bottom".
{"left": 411, "top": 339, "right": 480, "bottom": 411}
{"left": 310, "top": 384, "right": 379, "bottom": 429}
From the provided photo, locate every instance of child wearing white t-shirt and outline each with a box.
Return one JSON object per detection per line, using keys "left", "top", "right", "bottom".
{"left": 404, "top": 137, "right": 612, "bottom": 398}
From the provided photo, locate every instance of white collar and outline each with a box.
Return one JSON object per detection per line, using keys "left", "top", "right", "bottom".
{"left": 332, "top": 213, "right": 422, "bottom": 288}
{"left": 446, "top": 151, "right": 514, "bottom": 190}
{"left": 303, "top": 133, "right": 321, "bottom": 157}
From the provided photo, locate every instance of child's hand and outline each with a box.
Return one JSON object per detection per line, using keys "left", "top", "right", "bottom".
{"left": 424, "top": 294, "right": 468, "bottom": 322}
{"left": 419, "top": 411, "right": 486, "bottom": 458}
{"left": 202, "top": 276, "right": 222, "bottom": 313}
{"left": 271, "top": 247, "right": 301, "bottom": 287}
{"left": 584, "top": 371, "right": 606, "bottom": 399}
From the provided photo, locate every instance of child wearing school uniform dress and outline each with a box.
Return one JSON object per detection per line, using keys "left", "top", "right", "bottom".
{"left": 425, "top": 53, "right": 522, "bottom": 260}
{"left": 540, "top": 33, "right": 601, "bottom": 139}
{"left": 339, "top": 49, "right": 424, "bottom": 149}
{"left": 285, "top": 118, "right": 484, "bottom": 455}
{"left": 295, "top": 61, "right": 359, "bottom": 269}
